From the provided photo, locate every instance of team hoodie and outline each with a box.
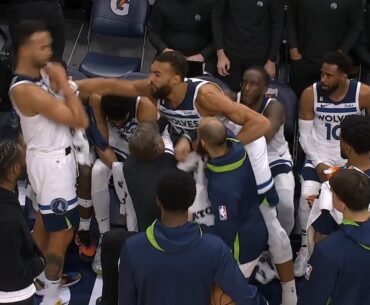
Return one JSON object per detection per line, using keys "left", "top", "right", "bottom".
{"left": 119, "top": 220, "right": 267, "bottom": 305}
{"left": 299, "top": 218, "right": 370, "bottom": 305}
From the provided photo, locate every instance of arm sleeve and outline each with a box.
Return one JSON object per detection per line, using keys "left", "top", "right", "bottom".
{"left": 147, "top": 1, "right": 168, "bottom": 53}
{"left": 212, "top": 0, "right": 228, "bottom": 50}
{"left": 268, "top": 0, "right": 284, "bottom": 60}
{"left": 215, "top": 243, "right": 267, "bottom": 305}
{"left": 338, "top": 0, "right": 364, "bottom": 53}
{"left": 244, "top": 137, "right": 274, "bottom": 195}
{"left": 298, "top": 119, "right": 322, "bottom": 167}
{"left": 208, "top": 187, "right": 239, "bottom": 250}
{"left": 0, "top": 221, "right": 44, "bottom": 285}
{"left": 286, "top": 0, "right": 298, "bottom": 49}
{"left": 119, "top": 244, "right": 137, "bottom": 305}
{"left": 298, "top": 245, "right": 338, "bottom": 305}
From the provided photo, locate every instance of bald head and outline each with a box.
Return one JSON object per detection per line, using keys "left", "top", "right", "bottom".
{"left": 198, "top": 117, "right": 227, "bottom": 147}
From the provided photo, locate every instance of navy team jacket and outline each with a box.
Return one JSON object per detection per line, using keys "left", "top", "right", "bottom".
{"left": 205, "top": 138, "right": 268, "bottom": 265}
{"left": 299, "top": 218, "right": 370, "bottom": 305}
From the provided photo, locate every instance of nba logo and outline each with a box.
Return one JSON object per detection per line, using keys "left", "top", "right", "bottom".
{"left": 111, "top": 0, "right": 130, "bottom": 16}
{"left": 218, "top": 205, "right": 228, "bottom": 221}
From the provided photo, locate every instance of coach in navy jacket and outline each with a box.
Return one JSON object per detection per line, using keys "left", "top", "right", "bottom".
{"left": 119, "top": 169, "right": 267, "bottom": 305}
{"left": 299, "top": 169, "right": 370, "bottom": 305}
{"left": 198, "top": 117, "right": 268, "bottom": 267}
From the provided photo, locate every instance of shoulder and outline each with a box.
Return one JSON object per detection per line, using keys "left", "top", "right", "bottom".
{"left": 359, "top": 82, "right": 370, "bottom": 98}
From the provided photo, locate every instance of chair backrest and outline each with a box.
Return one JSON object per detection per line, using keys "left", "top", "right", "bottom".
{"left": 266, "top": 81, "right": 298, "bottom": 143}
{"left": 120, "top": 71, "right": 149, "bottom": 80}
{"left": 67, "top": 68, "right": 87, "bottom": 80}
{"left": 90, "top": 0, "right": 149, "bottom": 38}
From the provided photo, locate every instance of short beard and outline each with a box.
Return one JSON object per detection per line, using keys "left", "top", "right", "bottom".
{"left": 151, "top": 85, "right": 171, "bottom": 99}
{"left": 321, "top": 82, "right": 339, "bottom": 95}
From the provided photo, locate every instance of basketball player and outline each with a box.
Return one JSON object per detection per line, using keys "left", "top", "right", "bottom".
{"left": 240, "top": 67, "right": 295, "bottom": 235}
{"left": 76, "top": 51, "right": 271, "bottom": 161}
{"left": 88, "top": 94, "right": 157, "bottom": 275}
{"left": 296, "top": 51, "right": 370, "bottom": 276}
{"left": 306, "top": 115, "right": 370, "bottom": 253}
{"left": 9, "top": 20, "right": 88, "bottom": 305}
{"left": 299, "top": 169, "right": 370, "bottom": 305}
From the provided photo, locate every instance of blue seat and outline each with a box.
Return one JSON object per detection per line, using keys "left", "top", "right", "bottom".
{"left": 80, "top": 0, "right": 149, "bottom": 78}
{"left": 67, "top": 67, "right": 87, "bottom": 80}
{"left": 120, "top": 71, "right": 149, "bottom": 80}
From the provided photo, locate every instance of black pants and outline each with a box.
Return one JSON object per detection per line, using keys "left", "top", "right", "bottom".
{"left": 289, "top": 58, "right": 322, "bottom": 98}
{"left": 218, "top": 55, "right": 266, "bottom": 92}
{"left": 8, "top": 0, "right": 65, "bottom": 61}
{"left": 101, "top": 229, "right": 137, "bottom": 305}
{"left": 3, "top": 296, "right": 34, "bottom": 305}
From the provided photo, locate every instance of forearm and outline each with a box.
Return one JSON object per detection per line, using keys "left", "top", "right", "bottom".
{"left": 200, "top": 43, "right": 215, "bottom": 60}
{"left": 148, "top": 29, "right": 168, "bottom": 53}
{"left": 268, "top": 0, "right": 284, "bottom": 60}
{"left": 236, "top": 115, "right": 271, "bottom": 144}
{"left": 212, "top": 0, "right": 227, "bottom": 50}
{"left": 286, "top": 0, "right": 298, "bottom": 49}
{"left": 77, "top": 78, "right": 125, "bottom": 96}
{"left": 339, "top": 1, "right": 364, "bottom": 52}
{"left": 63, "top": 85, "right": 88, "bottom": 128}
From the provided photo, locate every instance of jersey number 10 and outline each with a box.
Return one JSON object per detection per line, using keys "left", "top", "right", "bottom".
{"left": 325, "top": 123, "right": 340, "bottom": 140}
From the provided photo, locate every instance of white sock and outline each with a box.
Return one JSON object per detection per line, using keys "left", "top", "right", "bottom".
{"left": 281, "top": 280, "right": 297, "bottom": 305}
{"left": 78, "top": 198, "right": 92, "bottom": 208}
{"left": 43, "top": 277, "right": 61, "bottom": 299}
{"left": 78, "top": 217, "right": 92, "bottom": 231}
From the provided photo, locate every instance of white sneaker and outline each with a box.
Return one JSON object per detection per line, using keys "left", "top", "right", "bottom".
{"left": 40, "top": 297, "right": 63, "bottom": 305}
{"left": 92, "top": 237, "right": 102, "bottom": 276}
{"left": 293, "top": 246, "right": 309, "bottom": 277}
{"left": 255, "top": 253, "right": 276, "bottom": 284}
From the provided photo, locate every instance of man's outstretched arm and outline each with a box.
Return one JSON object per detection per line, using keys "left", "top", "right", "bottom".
{"left": 77, "top": 78, "right": 153, "bottom": 99}
{"left": 197, "top": 84, "right": 271, "bottom": 144}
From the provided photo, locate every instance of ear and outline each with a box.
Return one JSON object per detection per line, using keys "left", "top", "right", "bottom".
{"left": 172, "top": 74, "right": 182, "bottom": 85}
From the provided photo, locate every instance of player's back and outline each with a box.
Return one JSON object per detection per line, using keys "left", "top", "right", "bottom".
{"left": 9, "top": 74, "right": 71, "bottom": 152}
{"left": 311, "top": 80, "right": 363, "bottom": 165}
{"left": 120, "top": 220, "right": 261, "bottom": 305}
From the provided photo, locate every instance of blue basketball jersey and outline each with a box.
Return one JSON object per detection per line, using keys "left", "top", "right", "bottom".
{"left": 157, "top": 78, "right": 208, "bottom": 142}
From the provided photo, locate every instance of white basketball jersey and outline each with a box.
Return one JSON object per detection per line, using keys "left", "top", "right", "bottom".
{"left": 108, "top": 97, "right": 140, "bottom": 159}
{"left": 9, "top": 74, "right": 72, "bottom": 152}
{"left": 312, "top": 80, "right": 363, "bottom": 165}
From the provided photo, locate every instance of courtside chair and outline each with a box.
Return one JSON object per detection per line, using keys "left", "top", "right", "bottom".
{"left": 266, "top": 81, "right": 299, "bottom": 164}
{"left": 80, "top": 0, "right": 149, "bottom": 78}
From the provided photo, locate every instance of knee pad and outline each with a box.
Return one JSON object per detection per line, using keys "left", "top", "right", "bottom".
{"left": 91, "top": 159, "right": 111, "bottom": 194}
{"left": 274, "top": 173, "right": 295, "bottom": 234}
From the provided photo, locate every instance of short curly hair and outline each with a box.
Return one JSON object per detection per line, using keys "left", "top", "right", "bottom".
{"left": 340, "top": 115, "right": 370, "bottom": 154}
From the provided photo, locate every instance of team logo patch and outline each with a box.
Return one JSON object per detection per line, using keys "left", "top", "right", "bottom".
{"left": 305, "top": 263, "right": 313, "bottom": 280}
{"left": 218, "top": 205, "right": 228, "bottom": 221}
{"left": 194, "top": 14, "right": 201, "bottom": 22}
{"left": 257, "top": 1, "right": 264, "bottom": 7}
{"left": 110, "top": 0, "right": 130, "bottom": 16}
{"left": 50, "top": 198, "right": 69, "bottom": 215}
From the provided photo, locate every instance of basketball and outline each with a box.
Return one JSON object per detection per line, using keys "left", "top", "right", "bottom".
{"left": 210, "top": 284, "right": 235, "bottom": 305}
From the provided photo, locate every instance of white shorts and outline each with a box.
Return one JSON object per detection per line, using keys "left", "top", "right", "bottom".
{"left": 26, "top": 148, "right": 79, "bottom": 231}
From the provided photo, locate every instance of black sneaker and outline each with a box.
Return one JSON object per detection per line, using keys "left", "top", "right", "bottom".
{"left": 75, "top": 230, "right": 96, "bottom": 262}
